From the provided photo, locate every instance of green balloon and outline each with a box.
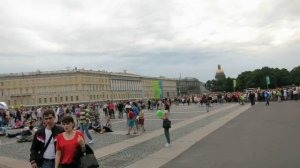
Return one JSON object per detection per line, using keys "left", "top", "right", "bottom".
{"left": 156, "top": 110, "right": 165, "bottom": 118}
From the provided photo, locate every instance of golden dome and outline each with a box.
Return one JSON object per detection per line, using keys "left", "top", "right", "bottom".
{"left": 216, "top": 65, "right": 224, "bottom": 74}
{"left": 216, "top": 69, "right": 224, "bottom": 74}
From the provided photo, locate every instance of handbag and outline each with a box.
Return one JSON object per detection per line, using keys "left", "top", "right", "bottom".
{"left": 163, "top": 119, "right": 171, "bottom": 129}
{"left": 79, "top": 153, "right": 99, "bottom": 168}
{"left": 75, "top": 144, "right": 99, "bottom": 168}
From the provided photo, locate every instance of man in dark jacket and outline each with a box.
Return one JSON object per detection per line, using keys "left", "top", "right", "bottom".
{"left": 249, "top": 91, "right": 256, "bottom": 106}
{"left": 30, "top": 109, "right": 64, "bottom": 168}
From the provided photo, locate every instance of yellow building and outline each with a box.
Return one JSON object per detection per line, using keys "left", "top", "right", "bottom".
{"left": 0, "top": 69, "right": 177, "bottom": 107}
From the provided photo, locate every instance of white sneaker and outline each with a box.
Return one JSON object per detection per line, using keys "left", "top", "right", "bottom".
{"left": 165, "top": 143, "right": 170, "bottom": 147}
{"left": 88, "top": 140, "right": 95, "bottom": 144}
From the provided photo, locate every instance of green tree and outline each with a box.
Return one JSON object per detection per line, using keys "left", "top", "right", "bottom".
{"left": 206, "top": 66, "right": 299, "bottom": 92}
{"left": 290, "top": 66, "right": 300, "bottom": 85}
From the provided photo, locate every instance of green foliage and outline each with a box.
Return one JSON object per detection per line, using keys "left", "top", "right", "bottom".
{"left": 291, "top": 66, "right": 300, "bottom": 85}
{"left": 206, "top": 66, "right": 299, "bottom": 91}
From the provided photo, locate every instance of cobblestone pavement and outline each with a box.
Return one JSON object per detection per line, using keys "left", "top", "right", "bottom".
{"left": 0, "top": 103, "right": 236, "bottom": 166}
{"left": 98, "top": 104, "right": 239, "bottom": 168}
{"left": 0, "top": 164, "right": 11, "bottom": 168}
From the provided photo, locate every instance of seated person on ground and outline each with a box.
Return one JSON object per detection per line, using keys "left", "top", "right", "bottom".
{"left": 7, "top": 120, "right": 37, "bottom": 142}
{"left": 13, "top": 119, "right": 24, "bottom": 129}
{"left": 92, "top": 116, "right": 113, "bottom": 134}
{"left": 0, "top": 126, "right": 7, "bottom": 136}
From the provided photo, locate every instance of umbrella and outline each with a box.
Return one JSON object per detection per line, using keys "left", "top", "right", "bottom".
{"left": 0, "top": 102, "right": 8, "bottom": 110}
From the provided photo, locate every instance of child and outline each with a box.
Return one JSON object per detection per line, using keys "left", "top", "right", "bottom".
{"left": 126, "top": 110, "right": 136, "bottom": 135}
{"left": 139, "top": 109, "right": 146, "bottom": 132}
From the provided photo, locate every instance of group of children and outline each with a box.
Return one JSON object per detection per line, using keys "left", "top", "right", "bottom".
{"left": 126, "top": 104, "right": 146, "bottom": 135}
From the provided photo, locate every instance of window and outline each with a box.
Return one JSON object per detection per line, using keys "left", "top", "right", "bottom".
{"left": 39, "top": 98, "right": 42, "bottom": 104}
{"left": 71, "top": 96, "right": 73, "bottom": 101}
{"left": 76, "top": 96, "right": 79, "bottom": 101}
{"left": 55, "top": 97, "right": 58, "bottom": 103}
{"left": 50, "top": 97, "right": 52, "bottom": 103}
{"left": 44, "top": 98, "right": 47, "bottom": 103}
{"left": 65, "top": 96, "right": 68, "bottom": 101}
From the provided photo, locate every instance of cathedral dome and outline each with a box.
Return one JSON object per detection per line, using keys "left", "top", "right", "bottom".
{"left": 216, "top": 68, "right": 224, "bottom": 74}
{"left": 215, "top": 64, "right": 226, "bottom": 80}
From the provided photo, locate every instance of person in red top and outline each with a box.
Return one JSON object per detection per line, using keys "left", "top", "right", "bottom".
{"left": 55, "top": 116, "right": 85, "bottom": 168}
{"left": 126, "top": 110, "right": 136, "bottom": 135}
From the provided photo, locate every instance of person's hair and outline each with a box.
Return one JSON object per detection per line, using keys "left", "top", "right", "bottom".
{"left": 62, "top": 116, "right": 74, "bottom": 124}
{"left": 43, "top": 109, "right": 55, "bottom": 118}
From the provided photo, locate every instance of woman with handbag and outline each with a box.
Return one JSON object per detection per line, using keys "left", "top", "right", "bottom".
{"left": 55, "top": 116, "right": 85, "bottom": 168}
{"left": 162, "top": 110, "right": 171, "bottom": 147}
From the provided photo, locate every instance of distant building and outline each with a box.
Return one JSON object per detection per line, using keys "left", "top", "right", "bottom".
{"left": 215, "top": 64, "right": 226, "bottom": 80}
{"left": 176, "top": 77, "right": 206, "bottom": 96}
{"left": 0, "top": 69, "right": 177, "bottom": 107}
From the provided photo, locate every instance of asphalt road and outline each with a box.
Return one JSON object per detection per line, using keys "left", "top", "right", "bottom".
{"left": 162, "top": 101, "right": 300, "bottom": 168}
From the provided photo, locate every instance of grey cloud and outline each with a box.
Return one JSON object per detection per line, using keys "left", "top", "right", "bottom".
{"left": 0, "top": 0, "right": 299, "bottom": 82}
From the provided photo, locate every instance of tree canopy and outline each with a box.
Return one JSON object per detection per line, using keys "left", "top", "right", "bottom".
{"left": 205, "top": 66, "right": 300, "bottom": 92}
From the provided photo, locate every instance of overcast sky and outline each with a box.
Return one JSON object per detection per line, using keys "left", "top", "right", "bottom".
{"left": 0, "top": 0, "right": 299, "bottom": 82}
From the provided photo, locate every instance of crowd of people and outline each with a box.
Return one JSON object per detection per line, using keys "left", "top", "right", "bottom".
{"left": 0, "top": 86, "right": 299, "bottom": 167}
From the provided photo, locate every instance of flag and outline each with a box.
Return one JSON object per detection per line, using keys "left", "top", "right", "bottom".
{"left": 233, "top": 79, "right": 237, "bottom": 88}
{"left": 266, "top": 76, "right": 270, "bottom": 85}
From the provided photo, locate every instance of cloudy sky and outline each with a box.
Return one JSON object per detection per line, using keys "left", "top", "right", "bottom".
{"left": 0, "top": 0, "right": 299, "bottom": 82}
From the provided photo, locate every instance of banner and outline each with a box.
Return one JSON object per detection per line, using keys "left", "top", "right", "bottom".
{"left": 266, "top": 76, "right": 270, "bottom": 85}
{"left": 153, "top": 80, "right": 160, "bottom": 99}
{"left": 233, "top": 79, "right": 237, "bottom": 88}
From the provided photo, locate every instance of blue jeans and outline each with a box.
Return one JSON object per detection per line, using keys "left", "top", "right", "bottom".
{"left": 41, "top": 159, "right": 54, "bottom": 168}
{"left": 80, "top": 123, "right": 93, "bottom": 140}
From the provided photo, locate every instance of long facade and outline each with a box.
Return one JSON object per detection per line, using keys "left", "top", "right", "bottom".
{"left": 0, "top": 69, "right": 177, "bottom": 107}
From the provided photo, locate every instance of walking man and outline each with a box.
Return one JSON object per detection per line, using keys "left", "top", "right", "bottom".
{"left": 30, "top": 110, "right": 64, "bottom": 168}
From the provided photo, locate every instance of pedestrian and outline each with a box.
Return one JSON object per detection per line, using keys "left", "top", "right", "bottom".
{"left": 162, "top": 110, "right": 171, "bottom": 147}
{"left": 203, "top": 96, "right": 210, "bottom": 112}
{"left": 164, "top": 101, "right": 170, "bottom": 113}
{"left": 117, "top": 102, "right": 124, "bottom": 119}
{"left": 30, "top": 109, "right": 64, "bottom": 168}
{"left": 132, "top": 103, "right": 140, "bottom": 133}
{"left": 79, "top": 108, "right": 94, "bottom": 144}
{"left": 139, "top": 108, "right": 146, "bottom": 132}
{"left": 108, "top": 101, "right": 115, "bottom": 119}
{"left": 54, "top": 116, "right": 85, "bottom": 168}
{"left": 249, "top": 91, "right": 255, "bottom": 106}
{"left": 126, "top": 109, "right": 136, "bottom": 135}
{"left": 264, "top": 91, "right": 270, "bottom": 106}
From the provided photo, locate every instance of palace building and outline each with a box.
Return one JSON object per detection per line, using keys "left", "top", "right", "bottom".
{"left": 0, "top": 68, "right": 177, "bottom": 107}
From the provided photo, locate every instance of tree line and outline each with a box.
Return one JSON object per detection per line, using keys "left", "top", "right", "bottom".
{"left": 205, "top": 66, "right": 300, "bottom": 92}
